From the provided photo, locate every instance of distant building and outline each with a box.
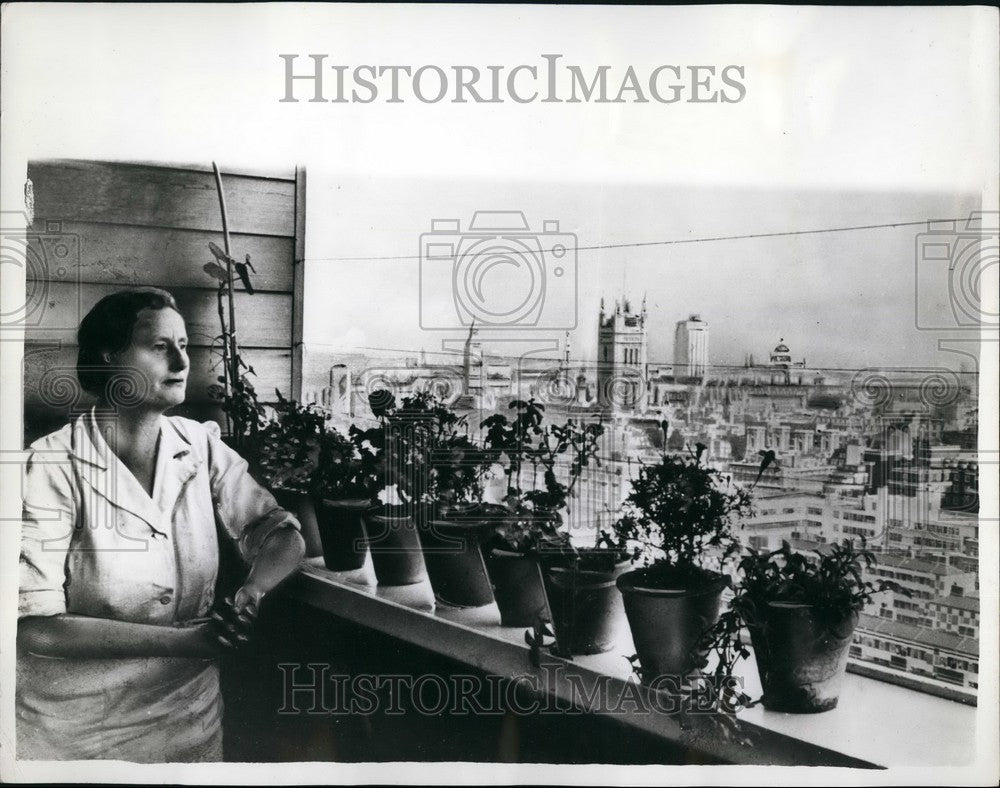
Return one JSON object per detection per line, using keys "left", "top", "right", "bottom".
{"left": 327, "top": 365, "right": 351, "bottom": 415}
{"left": 301, "top": 364, "right": 352, "bottom": 415}
{"left": 597, "top": 296, "right": 647, "bottom": 413}
{"left": 674, "top": 314, "right": 709, "bottom": 380}
{"left": 852, "top": 612, "right": 979, "bottom": 695}
{"left": 710, "top": 338, "right": 816, "bottom": 387}
{"left": 740, "top": 491, "right": 828, "bottom": 551}
{"left": 768, "top": 339, "right": 802, "bottom": 369}
{"left": 927, "top": 594, "right": 980, "bottom": 639}
{"left": 865, "top": 553, "right": 977, "bottom": 627}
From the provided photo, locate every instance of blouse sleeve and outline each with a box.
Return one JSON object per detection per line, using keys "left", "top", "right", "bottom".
{"left": 19, "top": 447, "right": 77, "bottom": 619}
{"left": 202, "top": 420, "right": 301, "bottom": 565}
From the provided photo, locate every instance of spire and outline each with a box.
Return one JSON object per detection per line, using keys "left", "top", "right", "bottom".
{"left": 463, "top": 319, "right": 479, "bottom": 391}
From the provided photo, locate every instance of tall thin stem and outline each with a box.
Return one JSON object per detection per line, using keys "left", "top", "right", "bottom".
{"left": 213, "top": 161, "right": 240, "bottom": 447}
{"left": 215, "top": 284, "right": 232, "bottom": 435}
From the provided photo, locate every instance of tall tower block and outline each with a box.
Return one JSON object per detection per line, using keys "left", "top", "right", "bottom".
{"left": 675, "top": 314, "right": 709, "bottom": 381}
{"left": 597, "top": 296, "right": 647, "bottom": 412}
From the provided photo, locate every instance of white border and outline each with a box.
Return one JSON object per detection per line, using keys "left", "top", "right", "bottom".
{"left": 1, "top": 3, "right": 997, "bottom": 785}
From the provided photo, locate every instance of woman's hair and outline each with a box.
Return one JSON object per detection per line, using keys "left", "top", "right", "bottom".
{"left": 77, "top": 287, "right": 181, "bottom": 395}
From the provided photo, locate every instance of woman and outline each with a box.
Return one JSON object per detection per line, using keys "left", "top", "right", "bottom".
{"left": 17, "top": 287, "right": 306, "bottom": 762}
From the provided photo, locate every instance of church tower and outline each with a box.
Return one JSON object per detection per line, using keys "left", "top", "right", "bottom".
{"left": 597, "top": 295, "right": 648, "bottom": 412}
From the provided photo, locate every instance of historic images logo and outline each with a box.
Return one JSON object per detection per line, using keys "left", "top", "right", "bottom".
{"left": 279, "top": 55, "right": 746, "bottom": 105}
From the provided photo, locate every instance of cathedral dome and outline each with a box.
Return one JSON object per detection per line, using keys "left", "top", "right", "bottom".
{"left": 768, "top": 338, "right": 793, "bottom": 368}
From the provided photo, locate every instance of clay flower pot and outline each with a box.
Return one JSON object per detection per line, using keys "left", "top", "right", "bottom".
{"left": 364, "top": 504, "right": 427, "bottom": 586}
{"left": 270, "top": 487, "right": 323, "bottom": 559}
{"left": 315, "top": 498, "right": 371, "bottom": 571}
{"left": 617, "top": 564, "right": 727, "bottom": 682}
{"left": 748, "top": 603, "right": 859, "bottom": 713}
{"left": 419, "top": 503, "right": 495, "bottom": 608}
{"left": 486, "top": 548, "right": 550, "bottom": 627}
{"left": 544, "top": 549, "right": 629, "bottom": 655}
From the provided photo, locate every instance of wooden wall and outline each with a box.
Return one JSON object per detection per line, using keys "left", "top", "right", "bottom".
{"left": 23, "top": 159, "right": 305, "bottom": 445}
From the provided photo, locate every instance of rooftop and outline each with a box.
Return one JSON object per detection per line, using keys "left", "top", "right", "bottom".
{"left": 872, "top": 553, "right": 961, "bottom": 576}
{"left": 857, "top": 613, "right": 979, "bottom": 657}
{"left": 927, "top": 595, "right": 981, "bottom": 613}
{"left": 788, "top": 538, "right": 835, "bottom": 555}
{"left": 938, "top": 509, "right": 979, "bottom": 522}
{"left": 756, "top": 491, "right": 826, "bottom": 502}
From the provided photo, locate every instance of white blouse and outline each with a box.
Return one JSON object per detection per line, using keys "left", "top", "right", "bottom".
{"left": 17, "top": 410, "right": 300, "bottom": 762}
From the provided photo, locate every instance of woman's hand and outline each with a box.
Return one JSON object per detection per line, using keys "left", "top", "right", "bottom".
{"left": 232, "top": 584, "right": 265, "bottom": 620}
{"left": 207, "top": 586, "right": 262, "bottom": 649}
{"left": 182, "top": 620, "right": 231, "bottom": 658}
{"left": 200, "top": 527, "right": 304, "bottom": 654}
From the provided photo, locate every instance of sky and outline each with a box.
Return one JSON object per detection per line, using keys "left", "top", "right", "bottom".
{"left": 2, "top": 3, "right": 997, "bottom": 378}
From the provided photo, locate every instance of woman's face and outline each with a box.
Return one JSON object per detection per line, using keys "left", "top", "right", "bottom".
{"left": 109, "top": 307, "right": 189, "bottom": 412}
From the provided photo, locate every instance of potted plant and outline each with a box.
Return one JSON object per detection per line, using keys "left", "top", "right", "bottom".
{"left": 418, "top": 398, "right": 499, "bottom": 608}
{"left": 349, "top": 390, "right": 430, "bottom": 586}
{"left": 536, "top": 418, "right": 628, "bottom": 656}
{"left": 709, "top": 539, "right": 904, "bottom": 713}
{"left": 601, "top": 444, "right": 754, "bottom": 683}
{"left": 480, "top": 399, "right": 606, "bottom": 628}
{"left": 249, "top": 390, "right": 327, "bottom": 559}
{"left": 310, "top": 423, "right": 379, "bottom": 573}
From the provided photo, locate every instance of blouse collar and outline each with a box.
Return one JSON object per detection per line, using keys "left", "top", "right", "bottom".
{"left": 67, "top": 409, "right": 203, "bottom": 532}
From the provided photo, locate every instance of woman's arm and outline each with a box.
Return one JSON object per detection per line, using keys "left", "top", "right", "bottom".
{"left": 231, "top": 527, "right": 306, "bottom": 617}
{"left": 18, "top": 531, "right": 305, "bottom": 659}
{"left": 200, "top": 419, "right": 306, "bottom": 622}
{"left": 17, "top": 614, "right": 226, "bottom": 660}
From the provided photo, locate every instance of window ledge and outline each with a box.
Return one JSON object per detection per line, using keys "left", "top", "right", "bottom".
{"left": 283, "top": 559, "right": 976, "bottom": 768}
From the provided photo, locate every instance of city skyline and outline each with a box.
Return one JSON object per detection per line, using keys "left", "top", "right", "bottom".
{"left": 301, "top": 290, "right": 979, "bottom": 378}
{"left": 303, "top": 180, "right": 982, "bottom": 372}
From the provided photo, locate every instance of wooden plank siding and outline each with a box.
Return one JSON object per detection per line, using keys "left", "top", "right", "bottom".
{"left": 23, "top": 159, "right": 304, "bottom": 445}
{"left": 24, "top": 345, "right": 292, "bottom": 415}
{"left": 29, "top": 160, "right": 296, "bottom": 236}
{"left": 31, "top": 283, "right": 293, "bottom": 348}
{"left": 22, "top": 222, "right": 295, "bottom": 290}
